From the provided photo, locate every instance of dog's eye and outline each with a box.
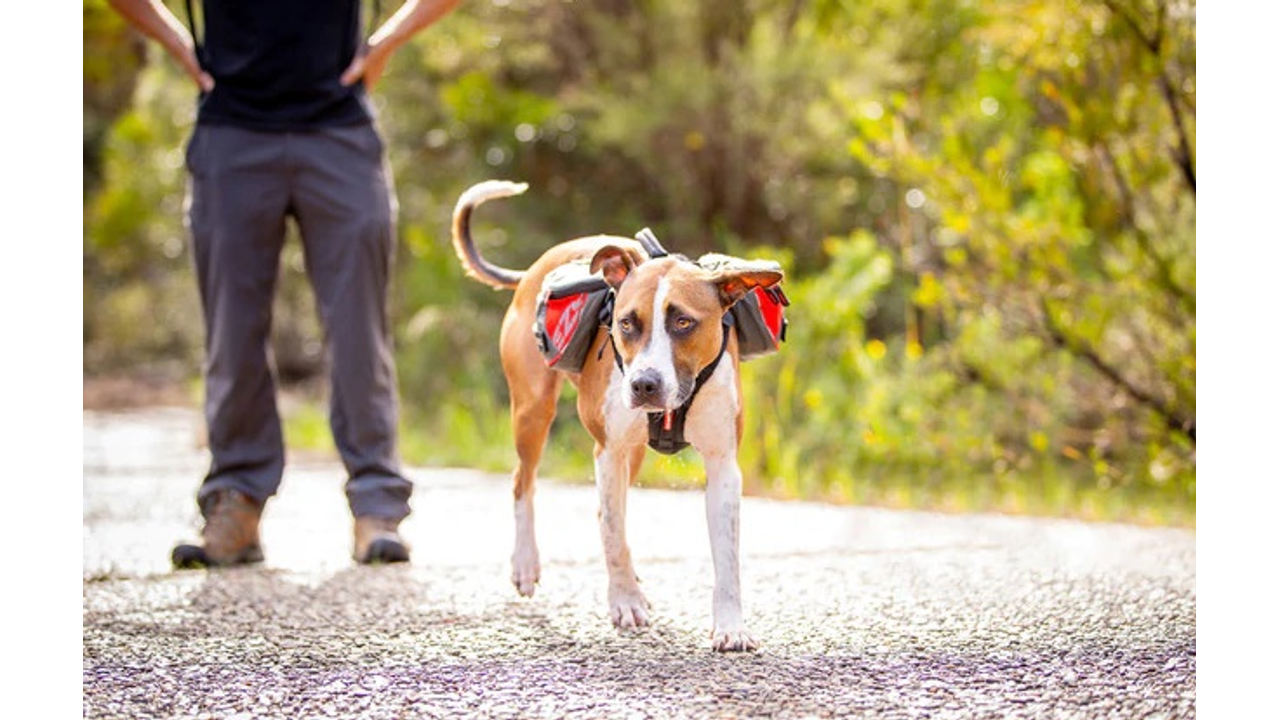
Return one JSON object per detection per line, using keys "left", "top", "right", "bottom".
{"left": 618, "top": 317, "right": 636, "bottom": 334}
{"left": 673, "top": 316, "right": 696, "bottom": 333}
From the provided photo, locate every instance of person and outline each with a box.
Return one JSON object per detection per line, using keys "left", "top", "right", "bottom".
{"left": 105, "top": 0, "right": 462, "bottom": 567}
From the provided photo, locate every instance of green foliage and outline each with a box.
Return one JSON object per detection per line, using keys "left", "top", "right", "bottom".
{"left": 84, "top": 0, "right": 147, "bottom": 193}
{"left": 823, "top": 0, "right": 1195, "bottom": 522}
{"left": 84, "top": 55, "right": 202, "bottom": 372}
{"left": 85, "top": 0, "right": 1194, "bottom": 526}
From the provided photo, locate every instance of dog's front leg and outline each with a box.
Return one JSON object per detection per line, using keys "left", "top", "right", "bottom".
{"left": 595, "top": 442, "right": 651, "bottom": 629}
{"left": 704, "top": 452, "right": 757, "bottom": 652}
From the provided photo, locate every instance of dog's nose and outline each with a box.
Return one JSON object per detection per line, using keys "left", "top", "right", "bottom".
{"left": 630, "top": 370, "right": 664, "bottom": 405}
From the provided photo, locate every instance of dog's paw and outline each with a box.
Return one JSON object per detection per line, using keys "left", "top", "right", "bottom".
{"left": 711, "top": 627, "right": 758, "bottom": 653}
{"left": 511, "top": 549, "right": 540, "bottom": 598}
{"left": 609, "top": 588, "right": 652, "bottom": 630}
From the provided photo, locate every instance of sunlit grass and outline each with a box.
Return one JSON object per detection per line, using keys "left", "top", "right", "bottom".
{"left": 280, "top": 400, "right": 336, "bottom": 459}
{"left": 281, "top": 393, "right": 1193, "bottom": 529}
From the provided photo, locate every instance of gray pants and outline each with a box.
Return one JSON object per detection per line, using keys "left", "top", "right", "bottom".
{"left": 184, "top": 122, "right": 412, "bottom": 522}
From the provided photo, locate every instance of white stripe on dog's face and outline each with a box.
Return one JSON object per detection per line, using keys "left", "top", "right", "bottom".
{"left": 627, "top": 277, "right": 680, "bottom": 409}
{"left": 611, "top": 258, "right": 728, "bottom": 411}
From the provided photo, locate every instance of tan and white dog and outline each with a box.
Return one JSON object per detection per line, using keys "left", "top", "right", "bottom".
{"left": 450, "top": 180, "right": 782, "bottom": 652}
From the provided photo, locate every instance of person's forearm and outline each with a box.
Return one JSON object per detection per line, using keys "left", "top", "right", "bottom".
{"left": 340, "top": 0, "right": 462, "bottom": 89}
{"left": 106, "top": 0, "right": 212, "bottom": 90}
{"left": 106, "top": 0, "right": 194, "bottom": 60}
{"left": 368, "top": 0, "right": 464, "bottom": 54}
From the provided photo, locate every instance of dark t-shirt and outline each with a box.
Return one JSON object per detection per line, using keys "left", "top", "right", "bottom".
{"left": 192, "top": 0, "right": 373, "bottom": 131}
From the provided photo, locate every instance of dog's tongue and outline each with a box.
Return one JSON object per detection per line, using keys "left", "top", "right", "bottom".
{"left": 663, "top": 411, "right": 674, "bottom": 431}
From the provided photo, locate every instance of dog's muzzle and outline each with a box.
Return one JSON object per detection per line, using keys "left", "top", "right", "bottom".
{"left": 628, "top": 368, "right": 666, "bottom": 410}
{"left": 628, "top": 369, "right": 695, "bottom": 411}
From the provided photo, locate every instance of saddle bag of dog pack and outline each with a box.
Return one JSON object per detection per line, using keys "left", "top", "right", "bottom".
{"left": 729, "top": 283, "right": 789, "bottom": 360}
{"left": 533, "top": 261, "right": 611, "bottom": 373}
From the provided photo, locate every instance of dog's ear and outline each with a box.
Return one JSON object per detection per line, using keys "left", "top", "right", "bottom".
{"left": 698, "top": 254, "right": 784, "bottom": 308}
{"left": 590, "top": 245, "right": 644, "bottom": 290}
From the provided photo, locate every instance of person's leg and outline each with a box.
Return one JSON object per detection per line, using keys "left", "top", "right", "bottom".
{"left": 175, "top": 124, "right": 292, "bottom": 567}
{"left": 288, "top": 122, "right": 413, "bottom": 561}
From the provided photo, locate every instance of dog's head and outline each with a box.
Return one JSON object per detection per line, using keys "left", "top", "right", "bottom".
{"left": 590, "top": 246, "right": 783, "bottom": 412}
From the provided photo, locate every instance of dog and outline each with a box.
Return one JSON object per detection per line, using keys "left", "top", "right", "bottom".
{"left": 450, "top": 180, "right": 783, "bottom": 652}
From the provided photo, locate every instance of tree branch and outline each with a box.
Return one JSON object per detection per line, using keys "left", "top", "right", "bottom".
{"left": 1040, "top": 297, "right": 1195, "bottom": 444}
{"left": 1101, "top": 0, "right": 1196, "bottom": 195}
{"left": 1101, "top": 0, "right": 1158, "bottom": 50}
{"left": 1159, "top": 71, "right": 1196, "bottom": 194}
{"left": 1096, "top": 142, "right": 1196, "bottom": 315}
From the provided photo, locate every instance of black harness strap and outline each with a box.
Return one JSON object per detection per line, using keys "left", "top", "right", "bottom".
{"left": 365, "top": 0, "right": 382, "bottom": 55}
{"left": 183, "top": 0, "right": 204, "bottom": 66}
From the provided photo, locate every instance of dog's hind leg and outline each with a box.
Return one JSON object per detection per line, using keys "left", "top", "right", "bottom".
{"left": 510, "top": 393, "right": 558, "bottom": 597}
{"left": 503, "top": 321, "right": 562, "bottom": 598}
{"left": 595, "top": 440, "right": 651, "bottom": 628}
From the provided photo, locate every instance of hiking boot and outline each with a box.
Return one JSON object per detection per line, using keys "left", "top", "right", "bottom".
{"left": 354, "top": 516, "right": 410, "bottom": 564}
{"left": 171, "top": 489, "right": 264, "bottom": 569}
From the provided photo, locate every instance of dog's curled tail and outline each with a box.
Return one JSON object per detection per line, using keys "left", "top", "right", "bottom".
{"left": 451, "top": 180, "right": 529, "bottom": 290}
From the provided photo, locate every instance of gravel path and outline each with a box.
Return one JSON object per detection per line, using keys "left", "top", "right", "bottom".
{"left": 83, "top": 408, "right": 1196, "bottom": 718}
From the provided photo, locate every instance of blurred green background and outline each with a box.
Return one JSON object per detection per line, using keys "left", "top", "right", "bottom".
{"left": 83, "top": 0, "right": 1195, "bottom": 525}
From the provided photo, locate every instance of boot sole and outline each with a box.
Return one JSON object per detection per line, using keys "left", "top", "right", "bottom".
{"left": 360, "top": 537, "right": 410, "bottom": 565}
{"left": 171, "top": 543, "right": 264, "bottom": 569}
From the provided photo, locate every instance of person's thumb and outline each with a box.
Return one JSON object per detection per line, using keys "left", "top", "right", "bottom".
{"left": 179, "top": 48, "right": 215, "bottom": 93}
{"left": 340, "top": 55, "right": 365, "bottom": 86}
